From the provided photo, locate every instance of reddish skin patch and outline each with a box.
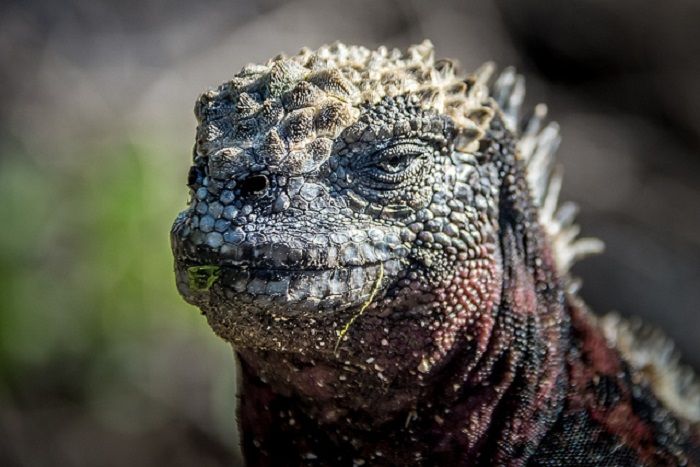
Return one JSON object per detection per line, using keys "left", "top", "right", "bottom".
{"left": 487, "top": 229, "right": 568, "bottom": 466}
{"left": 567, "top": 304, "right": 684, "bottom": 466}
{"left": 428, "top": 251, "right": 502, "bottom": 369}
{"left": 509, "top": 260, "right": 538, "bottom": 317}
{"left": 571, "top": 307, "right": 622, "bottom": 376}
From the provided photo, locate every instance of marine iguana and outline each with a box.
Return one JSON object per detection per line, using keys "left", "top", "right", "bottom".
{"left": 170, "top": 41, "right": 700, "bottom": 466}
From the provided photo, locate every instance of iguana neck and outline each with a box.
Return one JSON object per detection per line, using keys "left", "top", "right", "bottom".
{"left": 235, "top": 228, "right": 570, "bottom": 466}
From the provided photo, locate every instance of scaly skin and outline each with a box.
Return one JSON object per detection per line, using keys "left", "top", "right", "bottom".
{"left": 170, "top": 42, "right": 700, "bottom": 466}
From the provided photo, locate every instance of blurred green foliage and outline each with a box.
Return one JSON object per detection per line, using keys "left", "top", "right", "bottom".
{"left": 0, "top": 141, "right": 238, "bottom": 463}
{"left": 0, "top": 143, "right": 184, "bottom": 375}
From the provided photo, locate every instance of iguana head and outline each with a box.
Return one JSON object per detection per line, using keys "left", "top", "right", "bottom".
{"left": 171, "top": 42, "right": 549, "bottom": 397}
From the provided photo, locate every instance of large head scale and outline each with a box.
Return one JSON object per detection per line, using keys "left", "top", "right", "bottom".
{"left": 171, "top": 41, "right": 509, "bottom": 389}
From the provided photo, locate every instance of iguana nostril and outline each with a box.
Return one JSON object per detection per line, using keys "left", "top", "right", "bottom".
{"left": 187, "top": 165, "right": 202, "bottom": 188}
{"left": 239, "top": 173, "right": 269, "bottom": 197}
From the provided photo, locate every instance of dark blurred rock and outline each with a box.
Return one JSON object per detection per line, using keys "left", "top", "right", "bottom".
{"left": 496, "top": 0, "right": 700, "bottom": 148}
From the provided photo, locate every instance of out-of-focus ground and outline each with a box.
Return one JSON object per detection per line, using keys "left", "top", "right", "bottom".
{"left": 0, "top": 0, "right": 698, "bottom": 465}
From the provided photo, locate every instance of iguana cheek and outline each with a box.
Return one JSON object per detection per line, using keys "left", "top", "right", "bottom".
{"left": 419, "top": 251, "right": 503, "bottom": 374}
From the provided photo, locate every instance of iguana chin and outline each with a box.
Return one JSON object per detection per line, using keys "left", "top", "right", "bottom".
{"left": 170, "top": 41, "right": 700, "bottom": 466}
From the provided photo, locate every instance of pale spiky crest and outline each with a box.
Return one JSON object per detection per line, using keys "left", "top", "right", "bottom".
{"left": 491, "top": 67, "right": 604, "bottom": 283}
{"left": 599, "top": 313, "right": 700, "bottom": 426}
{"left": 195, "top": 41, "right": 496, "bottom": 166}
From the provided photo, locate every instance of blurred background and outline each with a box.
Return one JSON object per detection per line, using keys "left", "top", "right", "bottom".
{"left": 0, "top": 0, "right": 698, "bottom": 465}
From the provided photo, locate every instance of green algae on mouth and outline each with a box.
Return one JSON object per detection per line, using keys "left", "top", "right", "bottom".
{"left": 334, "top": 262, "right": 384, "bottom": 354}
{"left": 187, "top": 265, "right": 221, "bottom": 291}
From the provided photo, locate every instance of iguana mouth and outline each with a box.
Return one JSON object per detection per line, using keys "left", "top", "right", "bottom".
{"left": 180, "top": 258, "right": 388, "bottom": 272}
{"left": 174, "top": 258, "right": 400, "bottom": 314}
{"left": 170, "top": 200, "right": 410, "bottom": 315}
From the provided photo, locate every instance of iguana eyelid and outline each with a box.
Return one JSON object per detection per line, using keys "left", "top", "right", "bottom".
{"left": 360, "top": 145, "right": 428, "bottom": 186}
{"left": 361, "top": 141, "right": 429, "bottom": 172}
{"left": 374, "top": 151, "right": 416, "bottom": 174}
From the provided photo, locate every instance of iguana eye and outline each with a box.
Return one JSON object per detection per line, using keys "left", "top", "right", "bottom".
{"left": 376, "top": 153, "right": 411, "bottom": 174}
{"left": 349, "top": 140, "right": 434, "bottom": 206}
{"left": 362, "top": 142, "right": 428, "bottom": 185}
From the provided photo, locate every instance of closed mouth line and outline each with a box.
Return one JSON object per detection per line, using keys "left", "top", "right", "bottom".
{"left": 181, "top": 257, "right": 387, "bottom": 272}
